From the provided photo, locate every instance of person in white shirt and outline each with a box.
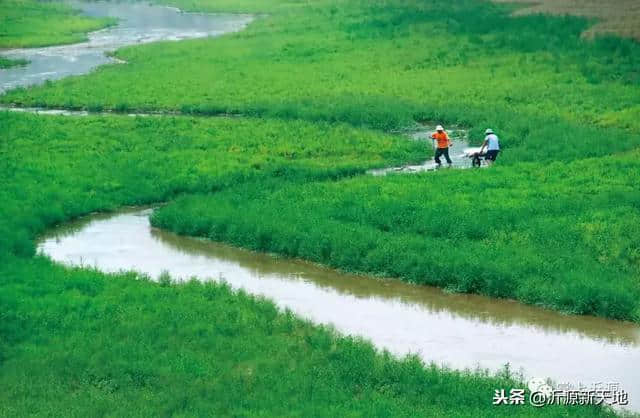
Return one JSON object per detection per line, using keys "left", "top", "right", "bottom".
{"left": 479, "top": 128, "right": 500, "bottom": 166}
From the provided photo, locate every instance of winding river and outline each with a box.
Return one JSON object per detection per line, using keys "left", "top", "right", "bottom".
{"left": 2, "top": 0, "right": 639, "bottom": 412}
{"left": 39, "top": 209, "right": 640, "bottom": 412}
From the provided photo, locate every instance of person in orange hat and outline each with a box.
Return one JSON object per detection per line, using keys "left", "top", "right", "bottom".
{"left": 431, "top": 125, "right": 452, "bottom": 167}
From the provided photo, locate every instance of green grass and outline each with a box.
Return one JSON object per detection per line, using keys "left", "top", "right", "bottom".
{"left": 152, "top": 149, "right": 640, "bottom": 321}
{"left": 1, "top": 0, "right": 639, "bottom": 414}
{"left": 0, "top": 111, "right": 610, "bottom": 416}
{"left": 2, "top": 257, "right": 612, "bottom": 417}
{"left": 0, "top": 56, "right": 27, "bottom": 69}
{"left": 0, "top": 0, "right": 115, "bottom": 48}
{"left": 26, "top": 0, "right": 630, "bottom": 321}
{"left": 3, "top": 0, "right": 640, "bottom": 138}
{"left": 0, "top": 111, "right": 425, "bottom": 256}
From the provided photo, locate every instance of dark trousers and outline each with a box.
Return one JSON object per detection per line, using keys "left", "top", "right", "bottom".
{"left": 486, "top": 150, "right": 500, "bottom": 161}
{"left": 434, "top": 147, "right": 452, "bottom": 165}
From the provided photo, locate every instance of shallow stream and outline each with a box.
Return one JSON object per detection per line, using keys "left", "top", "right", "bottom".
{"left": 0, "top": 1, "right": 252, "bottom": 93}
{"left": 39, "top": 209, "right": 640, "bottom": 412}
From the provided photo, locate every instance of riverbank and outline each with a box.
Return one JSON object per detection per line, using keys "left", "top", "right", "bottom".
{"left": 5, "top": 254, "right": 615, "bottom": 417}
{"left": 151, "top": 147, "right": 640, "bottom": 321}
{"left": 37, "top": 207, "right": 640, "bottom": 411}
{"left": 4, "top": 0, "right": 639, "bottom": 134}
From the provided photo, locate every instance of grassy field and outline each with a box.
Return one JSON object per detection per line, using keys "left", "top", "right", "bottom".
{"left": 3, "top": 258, "right": 613, "bottom": 417}
{"left": 1, "top": 0, "right": 639, "bottom": 414}
{"left": 14, "top": 0, "right": 632, "bottom": 320}
{"left": 0, "top": 0, "right": 115, "bottom": 48}
{"left": 0, "top": 112, "right": 608, "bottom": 416}
{"left": 0, "top": 111, "right": 425, "bottom": 256}
{"left": 3, "top": 0, "right": 639, "bottom": 136}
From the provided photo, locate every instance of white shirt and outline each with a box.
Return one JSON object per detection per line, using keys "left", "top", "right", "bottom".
{"left": 486, "top": 134, "right": 500, "bottom": 151}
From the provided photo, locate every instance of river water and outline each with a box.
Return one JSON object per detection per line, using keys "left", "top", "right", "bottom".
{"left": 38, "top": 209, "right": 640, "bottom": 412}
{"left": 0, "top": 1, "right": 252, "bottom": 94}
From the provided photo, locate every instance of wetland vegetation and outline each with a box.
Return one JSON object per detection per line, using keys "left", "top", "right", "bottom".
{"left": 0, "top": 57, "right": 28, "bottom": 69}
{"left": 1, "top": 0, "right": 639, "bottom": 415}
{"left": 152, "top": 149, "right": 640, "bottom": 321}
{"left": 0, "top": 0, "right": 115, "bottom": 48}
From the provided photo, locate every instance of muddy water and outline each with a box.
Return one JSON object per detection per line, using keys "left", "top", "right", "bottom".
{"left": 0, "top": 1, "right": 252, "bottom": 93}
{"left": 39, "top": 208, "right": 640, "bottom": 412}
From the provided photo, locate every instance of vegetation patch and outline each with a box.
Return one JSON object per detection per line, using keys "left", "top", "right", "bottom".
{"left": 0, "top": 111, "right": 424, "bottom": 257}
{"left": 1, "top": 257, "right": 612, "bottom": 417}
{"left": 1, "top": 0, "right": 638, "bottom": 414}
{"left": 0, "top": 56, "right": 28, "bottom": 69}
{"left": 3, "top": 0, "right": 639, "bottom": 135}
{"left": 0, "top": 0, "right": 115, "bottom": 48}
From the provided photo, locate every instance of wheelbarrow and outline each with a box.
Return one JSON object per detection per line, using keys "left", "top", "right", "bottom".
{"left": 463, "top": 147, "right": 486, "bottom": 167}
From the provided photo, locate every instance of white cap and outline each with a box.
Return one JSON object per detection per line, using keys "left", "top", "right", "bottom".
{"left": 485, "top": 128, "right": 494, "bottom": 134}
{"left": 436, "top": 125, "right": 444, "bottom": 131}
